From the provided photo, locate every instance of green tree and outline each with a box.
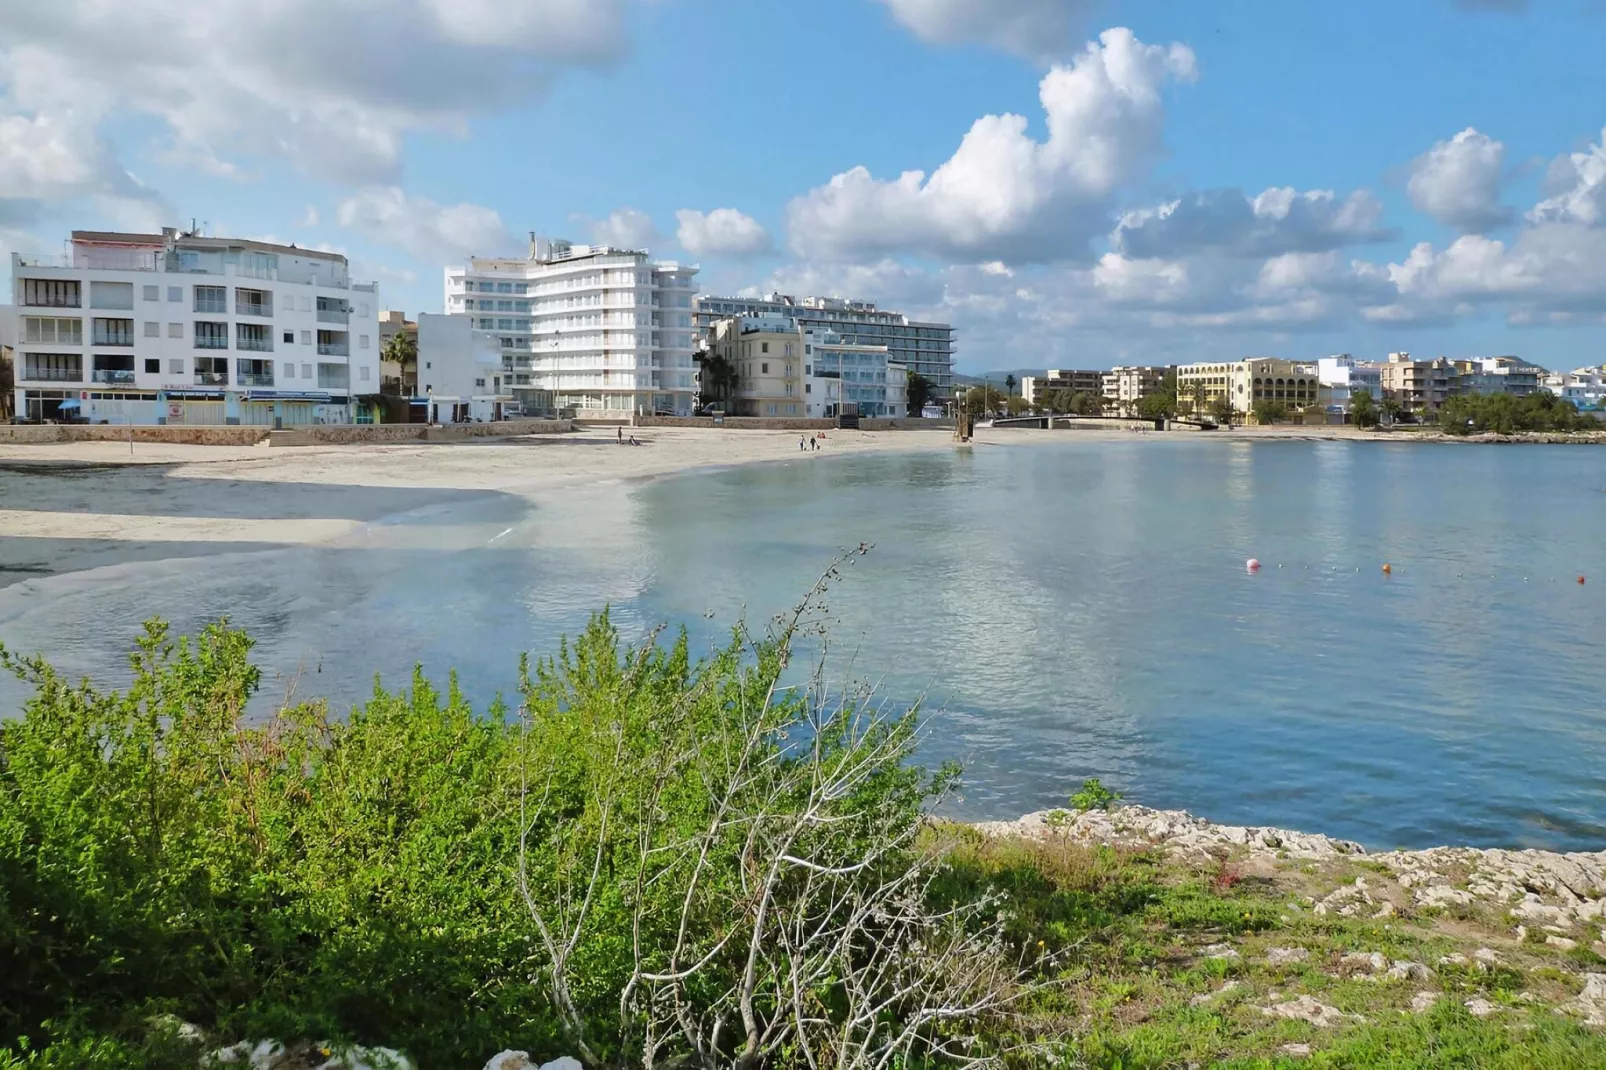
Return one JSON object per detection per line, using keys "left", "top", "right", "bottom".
{"left": 1209, "top": 396, "right": 1235, "bottom": 424}
{"left": 1005, "top": 395, "right": 1029, "bottom": 415}
{"left": 1251, "top": 399, "right": 1287, "bottom": 425}
{"left": 1188, "top": 381, "right": 1209, "bottom": 417}
{"left": 1004, "top": 373, "right": 1017, "bottom": 395}
{"left": 1068, "top": 391, "right": 1103, "bottom": 416}
{"left": 380, "top": 329, "right": 417, "bottom": 369}
{"left": 694, "top": 351, "right": 738, "bottom": 407}
{"left": 1380, "top": 396, "right": 1404, "bottom": 425}
{"left": 1349, "top": 389, "right": 1379, "bottom": 428}
{"left": 905, "top": 371, "right": 932, "bottom": 415}
{"left": 1136, "top": 391, "right": 1177, "bottom": 420}
{"left": 1437, "top": 390, "right": 1595, "bottom": 435}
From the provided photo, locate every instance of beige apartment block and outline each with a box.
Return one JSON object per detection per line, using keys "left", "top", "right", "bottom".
{"left": 710, "top": 316, "right": 807, "bottom": 418}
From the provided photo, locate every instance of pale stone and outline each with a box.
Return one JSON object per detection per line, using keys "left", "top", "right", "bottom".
{"left": 1266, "top": 947, "right": 1310, "bottom": 966}
{"left": 1201, "top": 943, "right": 1239, "bottom": 960}
{"left": 1418, "top": 885, "right": 1475, "bottom": 908}
{"left": 1514, "top": 924, "right": 1528, "bottom": 942}
{"left": 1280, "top": 1043, "right": 1312, "bottom": 1057}
{"left": 1465, "top": 998, "right": 1500, "bottom": 1018}
{"left": 1561, "top": 973, "right": 1606, "bottom": 1027}
{"left": 1547, "top": 935, "right": 1579, "bottom": 951}
{"left": 315, "top": 1047, "right": 414, "bottom": 1070}
{"left": 1372, "top": 900, "right": 1397, "bottom": 919}
{"left": 1410, "top": 991, "right": 1440, "bottom": 1013}
{"left": 1260, "top": 995, "right": 1358, "bottom": 1028}
{"left": 1473, "top": 947, "right": 1501, "bottom": 965}
{"left": 1190, "top": 980, "right": 1242, "bottom": 1006}
{"left": 1340, "top": 951, "right": 1388, "bottom": 974}
{"left": 483, "top": 1056, "right": 534, "bottom": 1070}
{"left": 1386, "top": 961, "right": 1433, "bottom": 982}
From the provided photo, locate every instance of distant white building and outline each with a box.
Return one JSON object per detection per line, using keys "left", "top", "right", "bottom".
{"left": 1544, "top": 365, "right": 1606, "bottom": 412}
{"left": 445, "top": 235, "right": 698, "bottom": 417}
{"left": 416, "top": 313, "right": 515, "bottom": 423}
{"left": 1453, "top": 356, "right": 1543, "bottom": 397}
{"left": 807, "top": 329, "right": 903, "bottom": 418}
{"left": 10, "top": 228, "right": 379, "bottom": 425}
{"left": 694, "top": 292, "right": 954, "bottom": 398}
{"left": 1317, "top": 354, "right": 1382, "bottom": 413}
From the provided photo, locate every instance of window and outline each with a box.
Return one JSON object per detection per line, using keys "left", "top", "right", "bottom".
{"left": 425, "top": 361, "right": 431, "bottom": 370}
{"left": 144, "top": 358, "right": 160, "bottom": 374}
{"left": 194, "top": 321, "right": 229, "bottom": 349}
{"left": 194, "top": 286, "right": 227, "bottom": 314}
{"left": 359, "top": 366, "right": 371, "bottom": 381}
{"left": 143, "top": 285, "right": 159, "bottom": 302}
{"left": 22, "top": 279, "right": 81, "bottom": 308}
{"left": 761, "top": 342, "right": 770, "bottom": 353}
{"left": 301, "top": 330, "right": 312, "bottom": 345}
{"left": 236, "top": 323, "right": 273, "bottom": 352}
{"left": 761, "top": 363, "right": 769, "bottom": 374}
{"left": 283, "top": 362, "right": 296, "bottom": 379}
{"left": 496, "top": 283, "right": 511, "bottom": 294}
{"left": 168, "top": 323, "right": 183, "bottom": 338}
{"left": 24, "top": 353, "right": 82, "bottom": 382}
{"left": 92, "top": 318, "right": 135, "bottom": 346}
{"left": 22, "top": 317, "right": 83, "bottom": 344}
{"left": 89, "top": 281, "right": 134, "bottom": 309}
{"left": 168, "top": 286, "right": 183, "bottom": 302}
{"left": 144, "top": 321, "right": 160, "bottom": 338}
{"left": 474, "top": 378, "right": 486, "bottom": 388}
{"left": 359, "top": 334, "right": 369, "bottom": 349}
{"left": 299, "top": 297, "right": 311, "bottom": 312}
{"left": 169, "top": 359, "right": 184, "bottom": 374}
{"left": 302, "top": 364, "right": 312, "bottom": 379}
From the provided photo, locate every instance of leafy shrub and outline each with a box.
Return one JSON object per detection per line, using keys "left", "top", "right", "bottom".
{"left": 1070, "top": 778, "right": 1123, "bottom": 812}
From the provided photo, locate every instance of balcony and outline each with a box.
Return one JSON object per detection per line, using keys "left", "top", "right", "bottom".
{"left": 316, "top": 308, "right": 349, "bottom": 323}
{"left": 237, "top": 373, "right": 275, "bottom": 387}
{"left": 91, "top": 332, "right": 135, "bottom": 347}
{"left": 317, "top": 343, "right": 349, "bottom": 357}
{"left": 22, "top": 363, "right": 82, "bottom": 383}
{"left": 235, "top": 301, "right": 273, "bottom": 318}
{"left": 92, "top": 369, "right": 136, "bottom": 385}
{"left": 237, "top": 337, "right": 274, "bottom": 352}
{"left": 195, "top": 371, "right": 228, "bottom": 386}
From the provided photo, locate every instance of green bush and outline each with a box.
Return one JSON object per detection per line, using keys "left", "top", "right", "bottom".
{"left": 1437, "top": 391, "right": 1596, "bottom": 435}
{"left": 1070, "top": 778, "right": 1122, "bottom": 812}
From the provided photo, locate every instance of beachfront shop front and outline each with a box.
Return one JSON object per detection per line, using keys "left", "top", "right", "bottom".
{"left": 15, "top": 388, "right": 378, "bottom": 427}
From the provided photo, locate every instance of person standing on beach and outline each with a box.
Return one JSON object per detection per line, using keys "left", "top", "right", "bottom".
{"left": 799, "top": 435, "right": 806, "bottom": 451}
{"left": 617, "top": 426, "right": 623, "bottom": 444}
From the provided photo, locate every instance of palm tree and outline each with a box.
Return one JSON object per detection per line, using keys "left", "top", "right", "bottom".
{"left": 1004, "top": 373, "right": 1017, "bottom": 396}
{"left": 1189, "top": 381, "right": 1208, "bottom": 417}
{"left": 1380, "top": 396, "right": 1403, "bottom": 426}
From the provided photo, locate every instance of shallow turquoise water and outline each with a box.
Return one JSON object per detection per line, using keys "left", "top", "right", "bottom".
{"left": 3, "top": 438, "right": 1603, "bottom": 850}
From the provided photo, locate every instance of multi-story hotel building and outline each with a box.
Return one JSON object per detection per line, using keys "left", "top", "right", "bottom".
{"left": 693, "top": 292, "right": 953, "bottom": 398}
{"left": 1101, "top": 365, "right": 1172, "bottom": 416}
{"left": 444, "top": 236, "right": 698, "bottom": 416}
{"left": 10, "top": 229, "right": 379, "bottom": 425}
{"left": 1175, "top": 357, "right": 1320, "bottom": 420}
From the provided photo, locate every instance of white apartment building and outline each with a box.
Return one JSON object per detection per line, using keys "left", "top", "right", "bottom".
{"left": 445, "top": 236, "right": 698, "bottom": 417}
{"left": 1101, "top": 365, "right": 1171, "bottom": 416}
{"left": 1316, "top": 354, "right": 1382, "bottom": 414}
{"left": 693, "top": 292, "right": 954, "bottom": 398}
{"left": 10, "top": 229, "right": 379, "bottom": 425}
{"left": 416, "top": 313, "right": 515, "bottom": 423}
{"left": 808, "top": 330, "right": 903, "bottom": 418}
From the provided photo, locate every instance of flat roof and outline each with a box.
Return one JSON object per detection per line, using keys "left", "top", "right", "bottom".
{"left": 71, "top": 230, "right": 347, "bottom": 264}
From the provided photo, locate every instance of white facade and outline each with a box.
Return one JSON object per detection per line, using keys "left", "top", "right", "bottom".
{"left": 444, "top": 236, "right": 697, "bottom": 416}
{"left": 805, "top": 329, "right": 901, "bottom": 417}
{"left": 1543, "top": 366, "right": 1606, "bottom": 412}
{"left": 695, "top": 292, "right": 955, "bottom": 398}
{"left": 1317, "top": 354, "right": 1382, "bottom": 413}
{"left": 10, "top": 229, "right": 379, "bottom": 425}
{"left": 417, "top": 313, "right": 511, "bottom": 423}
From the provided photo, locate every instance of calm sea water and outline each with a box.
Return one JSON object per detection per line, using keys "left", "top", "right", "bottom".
{"left": 3, "top": 438, "right": 1603, "bottom": 850}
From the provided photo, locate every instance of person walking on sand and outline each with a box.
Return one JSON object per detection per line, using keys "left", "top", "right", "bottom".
{"left": 617, "top": 426, "right": 623, "bottom": 444}
{"left": 799, "top": 435, "right": 806, "bottom": 452}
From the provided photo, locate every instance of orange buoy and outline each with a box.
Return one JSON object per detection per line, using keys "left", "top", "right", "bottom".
{"left": 1578, "top": 575, "right": 1586, "bottom": 585}
{"left": 1382, "top": 563, "right": 1392, "bottom": 575}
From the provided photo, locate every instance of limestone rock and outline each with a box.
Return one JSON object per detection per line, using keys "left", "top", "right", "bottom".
{"left": 1386, "top": 960, "right": 1433, "bottom": 982}
{"left": 315, "top": 1048, "right": 413, "bottom": 1070}
{"left": 483, "top": 1056, "right": 535, "bottom": 1070}
{"left": 1465, "top": 998, "right": 1500, "bottom": 1018}
{"left": 1339, "top": 951, "right": 1388, "bottom": 975}
{"left": 1260, "top": 995, "right": 1359, "bottom": 1028}
{"left": 1280, "top": 1043, "right": 1312, "bottom": 1057}
{"left": 1201, "top": 943, "right": 1239, "bottom": 960}
{"left": 1418, "top": 885, "right": 1475, "bottom": 908}
{"left": 1547, "top": 935, "right": 1579, "bottom": 951}
{"left": 1560, "top": 973, "right": 1606, "bottom": 1027}
{"left": 1410, "top": 991, "right": 1440, "bottom": 1013}
{"left": 1266, "top": 947, "right": 1310, "bottom": 966}
{"left": 1190, "top": 980, "right": 1242, "bottom": 1006}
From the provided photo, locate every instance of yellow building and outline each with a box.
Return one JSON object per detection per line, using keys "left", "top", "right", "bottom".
{"left": 709, "top": 316, "right": 806, "bottom": 417}
{"left": 1176, "top": 358, "right": 1320, "bottom": 421}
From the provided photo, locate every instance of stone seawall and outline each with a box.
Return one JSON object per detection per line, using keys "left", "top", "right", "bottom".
{"left": 632, "top": 416, "right": 953, "bottom": 432}
{"left": 267, "top": 419, "right": 573, "bottom": 446}
{"left": 0, "top": 425, "right": 271, "bottom": 446}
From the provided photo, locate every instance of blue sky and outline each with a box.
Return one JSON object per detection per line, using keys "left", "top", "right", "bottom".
{"left": 3, "top": 0, "right": 1604, "bottom": 371}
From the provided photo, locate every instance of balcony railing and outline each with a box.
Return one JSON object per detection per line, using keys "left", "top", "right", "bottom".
{"left": 195, "top": 371, "right": 228, "bottom": 386}
{"left": 92, "top": 333, "right": 135, "bottom": 347}
{"left": 22, "top": 295, "right": 82, "bottom": 308}
{"left": 92, "top": 369, "right": 136, "bottom": 385}
{"left": 236, "top": 373, "right": 275, "bottom": 387}
{"left": 316, "top": 309, "right": 349, "bottom": 323}
{"left": 237, "top": 338, "right": 274, "bottom": 352}
{"left": 317, "top": 373, "right": 350, "bottom": 390}
{"left": 236, "top": 301, "right": 273, "bottom": 318}
{"left": 195, "top": 299, "right": 228, "bottom": 314}
{"left": 23, "top": 367, "right": 83, "bottom": 383}
{"left": 195, "top": 337, "right": 229, "bottom": 350}
{"left": 317, "top": 344, "right": 349, "bottom": 357}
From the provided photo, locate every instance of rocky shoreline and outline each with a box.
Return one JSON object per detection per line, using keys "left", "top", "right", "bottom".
{"left": 975, "top": 805, "right": 1606, "bottom": 937}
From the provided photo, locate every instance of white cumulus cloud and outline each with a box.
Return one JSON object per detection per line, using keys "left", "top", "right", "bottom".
{"left": 336, "top": 186, "right": 514, "bottom": 262}
{"left": 875, "top": 0, "right": 1100, "bottom": 61}
{"left": 0, "top": 0, "right": 642, "bottom": 192}
{"left": 1113, "top": 187, "right": 1392, "bottom": 258}
{"left": 785, "top": 28, "right": 1197, "bottom": 263}
{"left": 591, "top": 207, "right": 657, "bottom": 249}
{"left": 1405, "top": 127, "right": 1511, "bottom": 233}
{"left": 1529, "top": 126, "right": 1606, "bottom": 227}
{"left": 675, "top": 208, "right": 772, "bottom": 256}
